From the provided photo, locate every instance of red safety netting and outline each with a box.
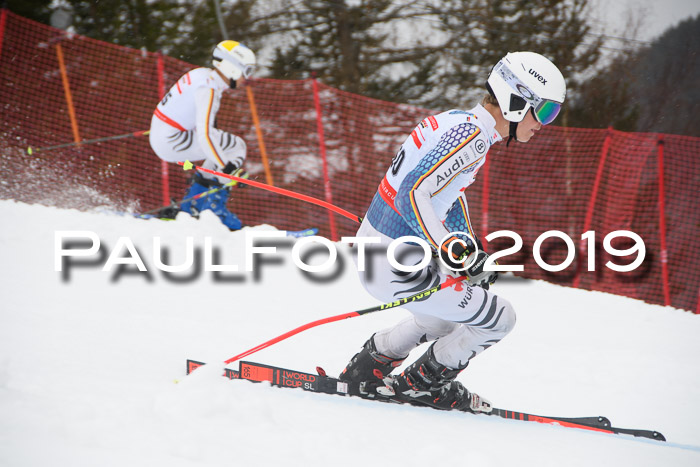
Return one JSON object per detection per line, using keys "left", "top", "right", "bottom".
{"left": 1, "top": 11, "right": 698, "bottom": 313}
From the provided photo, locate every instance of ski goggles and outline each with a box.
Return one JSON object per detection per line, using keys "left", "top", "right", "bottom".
{"left": 241, "top": 64, "right": 255, "bottom": 80}
{"left": 219, "top": 51, "right": 256, "bottom": 80}
{"left": 496, "top": 61, "right": 562, "bottom": 125}
{"left": 531, "top": 99, "right": 561, "bottom": 125}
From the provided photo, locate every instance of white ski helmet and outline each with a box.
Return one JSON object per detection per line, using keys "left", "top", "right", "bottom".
{"left": 212, "top": 40, "right": 256, "bottom": 86}
{"left": 486, "top": 51, "right": 566, "bottom": 126}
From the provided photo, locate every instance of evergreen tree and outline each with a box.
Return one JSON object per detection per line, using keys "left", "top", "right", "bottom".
{"left": 632, "top": 14, "right": 700, "bottom": 137}
{"left": 433, "top": 0, "right": 602, "bottom": 115}
{"left": 567, "top": 53, "right": 640, "bottom": 131}
{"left": 4, "top": 0, "right": 53, "bottom": 24}
{"left": 66, "top": 0, "right": 185, "bottom": 53}
{"left": 569, "top": 14, "right": 699, "bottom": 136}
{"left": 168, "top": 0, "right": 265, "bottom": 65}
{"left": 62, "top": 0, "right": 266, "bottom": 66}
{"left": 267, "top": 0, "right": 443, "bottom": 103}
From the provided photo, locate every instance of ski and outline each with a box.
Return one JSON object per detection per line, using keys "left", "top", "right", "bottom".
{"left": 185, "top": 359, "right": 665, "bottom": 441}
{"left": 285, "top": 227, "right": 319, "bottom": 238}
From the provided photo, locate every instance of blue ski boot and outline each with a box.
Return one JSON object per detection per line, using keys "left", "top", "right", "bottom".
{"left": 181, "top": 173, "right": 242, "bottom": 230}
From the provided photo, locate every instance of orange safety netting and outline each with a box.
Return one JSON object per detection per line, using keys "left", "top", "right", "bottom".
{"left": 1, "top": 10, "right": 698, "bottom": 313}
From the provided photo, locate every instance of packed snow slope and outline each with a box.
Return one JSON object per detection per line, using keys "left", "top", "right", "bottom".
{"left": 1, "top": 199, "right": 699, "bottom": 467}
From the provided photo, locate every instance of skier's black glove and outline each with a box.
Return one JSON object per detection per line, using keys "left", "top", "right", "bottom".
{"left": 231, "top": 168, "right": 249, "bottom": 188}
{"left": 221, "top": 164, "right": 249, "bottom": 188}
{"left": 222, "top": 161, "right": 239, "bottom": 175}
{"left": 464, "top": 250, "right": 498, "bottom": 290}
{"left": 438, "top": 236, "right": 498, "bottom": 289}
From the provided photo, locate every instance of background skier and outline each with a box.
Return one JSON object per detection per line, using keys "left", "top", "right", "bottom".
{"left": 148, "top": 40, "right": 256, "bottom": 230}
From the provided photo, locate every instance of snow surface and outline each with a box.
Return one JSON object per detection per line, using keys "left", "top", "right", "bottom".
{"left": 1, "top": 199, "right": 699, "bottom": 466}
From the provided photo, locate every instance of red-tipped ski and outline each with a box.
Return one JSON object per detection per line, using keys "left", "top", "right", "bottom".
{"left": 185, "top": 359, "right": 665, "bottom": 442}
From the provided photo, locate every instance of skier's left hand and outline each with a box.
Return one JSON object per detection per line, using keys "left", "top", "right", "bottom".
{"left": 230, "top": 168, "right": 250, "bottom": 188}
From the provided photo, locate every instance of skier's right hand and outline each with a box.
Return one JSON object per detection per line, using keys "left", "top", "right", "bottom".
{"left": 438, "top": 236, "right": 498, "bottom": 289}
{"left": 463, "top": 250, "right": 499, "bottom": 290}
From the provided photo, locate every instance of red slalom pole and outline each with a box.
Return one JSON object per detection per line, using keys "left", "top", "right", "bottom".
{"left": 223, "top": 276, "right": 466, "bottom": 365}
{"left": 179, "top": 160, "right": 363, "bottom": 224}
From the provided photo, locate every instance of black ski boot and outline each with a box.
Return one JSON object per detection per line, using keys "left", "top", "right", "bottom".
{"left": 155, "top": 202, "right": 180, "bottom": 220}
{"left": 390, "top": 344, "right": 492, "bottom": 413}
{"left": 339, "top": 335, "right": 406, "bottom": 384}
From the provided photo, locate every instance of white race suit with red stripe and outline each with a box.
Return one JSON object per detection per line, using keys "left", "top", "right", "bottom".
{"left": 354, "top": 104, "right": 516, "bottom": 369}
{"left": 149, "top": 67, "right": 246, "bottom": 183}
